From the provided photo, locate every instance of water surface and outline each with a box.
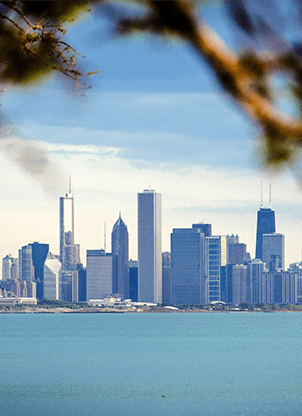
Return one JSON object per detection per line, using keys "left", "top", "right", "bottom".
{"left": 1, "top": 312, "right": 302, "bottom": 415}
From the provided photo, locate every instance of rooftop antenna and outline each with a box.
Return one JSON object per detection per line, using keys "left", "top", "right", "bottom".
{"left": 269, "top": 183, "right": 272, "bottom": 209}
{"left": 104, "top": 222, "right": 106, "bottom": 253}
{"left": 260, "top": 180, "right": 263, "bottom": 208}
{"left": 69, "top": 175, "right": 71, "bottom": 194}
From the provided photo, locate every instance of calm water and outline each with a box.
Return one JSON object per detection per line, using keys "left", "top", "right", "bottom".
{"left": 1, "top": 312, "right": 302, "bottom": 416}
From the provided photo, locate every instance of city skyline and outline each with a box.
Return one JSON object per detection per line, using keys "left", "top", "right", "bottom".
{"left": 1, "top": 7, "right": 302, "bottom": 271}
{"left": 0, "top": 178, "right": 301, "bottom": 272}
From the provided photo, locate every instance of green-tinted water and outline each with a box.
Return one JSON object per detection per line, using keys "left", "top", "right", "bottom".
{"left": 1, "top": 312, "right": 302, "bottom": 415}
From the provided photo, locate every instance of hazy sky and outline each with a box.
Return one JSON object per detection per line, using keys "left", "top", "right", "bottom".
{"left": 1, "top": 3, "right": 302, "bottom": 268}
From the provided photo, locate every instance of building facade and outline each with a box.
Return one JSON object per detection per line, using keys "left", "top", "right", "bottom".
{"left": 138, "top": 189, "right": 162, "bottom": 303}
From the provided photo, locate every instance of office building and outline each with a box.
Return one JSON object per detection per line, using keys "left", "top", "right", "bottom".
{"left": 205, "top": 235, "right": 227, "bottom": 303}
{"left": 262, "top": 233, "right": 285, "bottom": 271}
{"left": 221, "top": 263, "right": 234, "bottom": 303}
{"left": 129, "top": 260, "right": 138, "bottom": 302}
{"left": 77, "top": 263, "right": 87, "bottom": 302}
{"left": 138, "top": 189, "right": 162, "bottom": 303}
{"left": 43, "top": 254, "right": 62, "bottom": 300}
{"left": 111, "top": 214, "right": 129, "bottom": 299}
{"left": 232, "top": 264, "right": 248, "bottom": 305}
{"left": 59, "top": 179, "right": 80, "bottom": 271}
{"left": 247, "top": 258, "right": 266, "bottom": 304}
{"left": 255, "top": 208, "right": 275, "bottom": 261}
{"left": 171, "top": 226, "right": 205, "bottom": 305}
{"left": 227, "top": 234, "right": 239, "bottom": 245}
{"left": 192, "top": 223, "right": 212, "bottom": 237}
{"left": 261, "top": 271, "right": 297, "bottom": 304}
{"left": 2, "top": 255, "right": 18, "bottom": 281}
{"left": 18, "top": 245, "right": 34, "bottom": 282}
{"left": 86, "top": 250, "right": 112, "bottom": 300}
{"left": 29, "top": 242, "right": 49, "bottom": 300}
{"left": 162, "top": 252, "right": 171, "bottom": 303}
{"left": 228, "top": 243, "right": 246, "bottom": 265}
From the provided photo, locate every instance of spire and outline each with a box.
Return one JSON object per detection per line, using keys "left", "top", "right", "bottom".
{"left": 269, "top": 183, "right": 272, "bottom": 209}
{"left": 104, "top": 222, "right": 106, "bottom": 253}
{"left": 260, "top": 179, "right": 263, "bottom": 208}
{"left": 69, "top": 175, "right": 71, "bottom": 194}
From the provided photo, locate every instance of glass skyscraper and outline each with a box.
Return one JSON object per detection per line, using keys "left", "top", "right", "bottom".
{"left": 205, "top": 235, "right": 227, "bottom": 303}
{"left": 138, "top": 189, "right": 162, "bottom": 303}
{"left": 171, "top": 226, "right": 205, "bottom": 305}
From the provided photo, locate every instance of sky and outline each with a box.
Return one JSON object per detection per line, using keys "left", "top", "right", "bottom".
{"left": 1, "top": 2, "right": 302, "bottom": 269}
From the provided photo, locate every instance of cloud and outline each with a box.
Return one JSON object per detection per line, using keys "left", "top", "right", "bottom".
{"left": 0, "top": 139, "right": 301, "bottom": 270}
{"left": 0, "top": 124, "right": 65, "bottom": 195}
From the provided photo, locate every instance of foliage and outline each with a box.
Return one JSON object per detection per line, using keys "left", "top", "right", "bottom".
{"left": 0, "top": 1, "right": 98, "bottom": 91}
{"left": 38, "top": 298, "right": 82, "bottom": 309}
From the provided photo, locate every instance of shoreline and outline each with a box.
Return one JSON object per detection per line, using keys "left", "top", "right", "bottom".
{"left": 0, "top": 307, "right": 301, "bottom": 314}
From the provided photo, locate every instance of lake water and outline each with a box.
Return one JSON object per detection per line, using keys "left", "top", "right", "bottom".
{"left": 1, "top": 312, "right": 302, "bottom": 416}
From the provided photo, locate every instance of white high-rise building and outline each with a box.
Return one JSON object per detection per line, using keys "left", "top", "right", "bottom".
{"left": 44, "top": 256, "right": 62, "bottom": 300}
{"left": 60, "top": 178, "right": 80, "bottom": 271}
{"left": 2, "top": 255, "right": 18, "bottom": 281}
{"left": 138, "top": 189, "right": 162, "bottom": 303}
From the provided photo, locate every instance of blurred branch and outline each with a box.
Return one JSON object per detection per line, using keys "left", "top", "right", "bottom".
{"left": 0, "top": 0, "right": 98, "bottom": 92}
{"left": 112, "top": 0, "right": 302, "bottom": 166}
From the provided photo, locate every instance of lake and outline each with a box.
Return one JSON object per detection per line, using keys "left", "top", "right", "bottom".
{"left": 1, "top": 312, "right": 302, "bottom": 416}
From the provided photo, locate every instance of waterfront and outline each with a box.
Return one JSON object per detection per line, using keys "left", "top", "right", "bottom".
{"left": 1, "top": 313, "right": 302, "bottom": 416}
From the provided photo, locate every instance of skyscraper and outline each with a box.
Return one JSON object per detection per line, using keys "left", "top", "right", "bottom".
{"left": 162, "top": 252, "right": 171, "bottom": 303}
{"left": 205, "top": 235, "right": 227, "bottom": 303}
{"left": 29, "top": 242, "right": 49, "bottom": 300}
{"left": 18, "top": 245, "right": 34, "bottom": 282}
{"left": 86, "top": 249, "right": 112, "bottom": 300}
{"left": 262, "top": 233, "right": 284, "bottom": 271}
{"left": 129, "top": 259, "right": 138, "bottom": 302}
{"left": 138, "top": 189, "right": 162, "bottom": 303}
{"left": 255, "top": 207, "right": 276, "bottom": 261}
{"left": 255, "top": 184, "right": 276, "bottom": 261}
{"left": 2, "top": 255, "right": 18, "bottom": 281}
{"left": 59, "top": 179, "right": 80, "bottom": 271}
{"left": 170, "top": 226, "right": 205, "bottom": 305}
{"left": 44, "top": 254, "right": 62, "bottom": 300}
{"left": 111, "top": 214, "right": 129, "bottom": 299}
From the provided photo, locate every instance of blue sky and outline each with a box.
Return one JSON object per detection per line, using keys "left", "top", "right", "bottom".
{"left": 1, "top": 2, "right": 302, "bottom": 267}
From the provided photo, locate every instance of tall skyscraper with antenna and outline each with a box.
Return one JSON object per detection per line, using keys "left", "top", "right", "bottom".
{"left": 255, "top": 182, "right": 276, "bottom": 261}
{"left": 59, "top": 177, "right": 80, "bottom": 271}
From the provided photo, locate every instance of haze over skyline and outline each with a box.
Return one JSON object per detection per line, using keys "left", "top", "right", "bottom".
{"left": 1, "top": 4, "right": 302, "bottom": 269}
